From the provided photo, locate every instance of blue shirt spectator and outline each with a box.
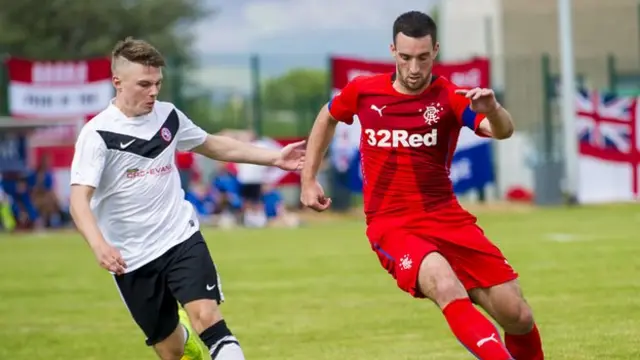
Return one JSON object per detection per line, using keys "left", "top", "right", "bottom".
{"left": 262, "top": 189, "right": 283, "bottom": 219}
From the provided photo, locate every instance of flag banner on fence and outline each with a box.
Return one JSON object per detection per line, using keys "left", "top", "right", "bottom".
{"left": 6, "top": 57, "right": 113, "bottom": 118}
{"left": 576, "top": 89, "right": 640, "bottom": 203}
{"left": 329, "top": 56, "right": 495, "bottom": 195}
{"left": 330, "top": 56, "right": 491, "bottom": 95}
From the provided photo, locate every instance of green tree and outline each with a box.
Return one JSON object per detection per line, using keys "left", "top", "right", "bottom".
{"left": 0, "top": 0, "right": 211, "bottom": 63}
{"left": 262, "top": 68, "right": 327, "bottom": 112}
{"left": 261, "top": 68, "right": 328, "bottom": 136}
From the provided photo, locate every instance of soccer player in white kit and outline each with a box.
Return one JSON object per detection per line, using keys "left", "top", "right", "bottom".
{"left": 69, "top": 38, "right": 306, "bottom": 360}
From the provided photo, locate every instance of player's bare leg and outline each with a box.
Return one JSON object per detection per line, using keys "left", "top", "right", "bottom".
{"left": 152, "top": 325, "right": 189, "bottom": 360}
{"left": 150, "top": 311, "right": 209, "bottom": 360}
{"left": 184, "top": 299, "right": 246, "bottom": 359}
{"left": 469, "top": 280, "right": 544, "bottom": 359}
{"left": 417, "top": 252, "right": 514, "bottom": 360}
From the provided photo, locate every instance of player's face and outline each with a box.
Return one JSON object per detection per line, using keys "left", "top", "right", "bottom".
{"left": 113, "top": 63, "right": 163, "bottom": 116}
{"left": 391, "top": 33, "right": 439, "bottom": 93}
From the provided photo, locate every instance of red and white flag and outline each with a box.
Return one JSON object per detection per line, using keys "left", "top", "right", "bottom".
{"left": 576, "top": 89, "right": 640, "bottom": 203}
{"left": 6, "top": 57, "right": 113, "bottom": 118}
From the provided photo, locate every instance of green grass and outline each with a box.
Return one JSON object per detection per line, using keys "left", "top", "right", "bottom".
{"left": 1, "top": 204, "right": 640, "bottom": 359}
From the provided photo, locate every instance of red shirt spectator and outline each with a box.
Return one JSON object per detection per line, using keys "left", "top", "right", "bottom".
{"left": 176, "top": 152, "right": 194, "bottom": 170}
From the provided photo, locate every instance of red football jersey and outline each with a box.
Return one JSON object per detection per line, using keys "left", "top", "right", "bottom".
{"left": 328, "top": 73, "right": 486, "bottom": 224}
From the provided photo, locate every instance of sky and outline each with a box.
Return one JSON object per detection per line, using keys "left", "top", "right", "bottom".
{"left": 190, "top": 0, "right": 438, "bottom": 92}
{"left": 195, "top": 0, "right": 438, "bottom": 56}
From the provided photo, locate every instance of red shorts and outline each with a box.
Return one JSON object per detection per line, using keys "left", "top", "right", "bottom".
{"left": 366, "top": 214, "right": 518, "bottom": 298}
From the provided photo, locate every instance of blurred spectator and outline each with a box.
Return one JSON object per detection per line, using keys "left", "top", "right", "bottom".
{"left": 212, "top": 163, "right": 243, "bottom": 214}
{"left": 0, "top": 175, "right": 16, "bottom": 231}
{"left": 262, "top": 185, "right": 300, "bottom": 228}
{"left": 184, "top": 178, "right": 217, "bottom": 225}
{"left": 28, "top": 155, "right": 66, "bottom": 228}
{"left": 176, "top": 151, "right": 196, "bottom": 193}
{"left": 235, "top": 134, "right": 278, "bottom": 228}
{"left": 3, "top": 173, "right": 39, "bottom": 230}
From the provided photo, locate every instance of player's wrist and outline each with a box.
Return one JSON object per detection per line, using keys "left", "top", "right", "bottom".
{"left": 269, "top": 151, "right": 283, "bottom": 166}
{"left": 485, "top": 102, "right": 502, "bottom": 116}
{"left": 300, "top": 174, "right": 317, "bottom": 185}
{"left": 87, "top": 235, "right": 109, "bottom": 252}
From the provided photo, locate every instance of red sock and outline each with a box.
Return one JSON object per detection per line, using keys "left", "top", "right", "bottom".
{"left": 505, "top": 323, "right": 544, "bottom": 360}
{"left": 442, "top": 298, "right": 513, "bottom": 360}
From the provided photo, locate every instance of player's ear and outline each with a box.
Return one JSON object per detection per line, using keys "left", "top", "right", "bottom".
{"left": 390, "top": 43, "right": 397, "bottom": 57}
{"left": 433, "top": 42, "right": 440, "bottom": 59}
{"left": 112, "top": 75, "right": 122, "bottom": 92}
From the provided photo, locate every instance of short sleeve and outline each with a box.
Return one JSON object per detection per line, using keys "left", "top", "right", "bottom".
{"left": 328, "top": 77, "right": 361, "bottom": 125}
{"left": 449, "top": 87, "right": 485, "bottom": 132}
{"left": 175, "top": 108, "right": 208, "bottom": 151}
{"left": 70, "top": 126, "right": 107, "bottom": 188}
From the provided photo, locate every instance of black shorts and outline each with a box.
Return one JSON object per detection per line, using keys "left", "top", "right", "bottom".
{"left": 239, "top": 183, "right": 262, "bottom": 202}
{"left": 114, "top": 231, "right": 223, "bottom": 345}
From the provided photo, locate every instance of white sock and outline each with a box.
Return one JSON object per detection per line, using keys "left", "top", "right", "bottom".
{"left": 182, "top": 324, "right": 189, "bottom": 345}
{"left": 243, "top": 210, "right": 267, "bottom": 228}
{"left": 209, "top": 335, "right": 245, "bottom": 359}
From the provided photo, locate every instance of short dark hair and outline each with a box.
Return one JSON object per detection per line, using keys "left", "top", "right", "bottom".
{"left": 393, "top": 11, "right": 438, "bottom": 44}
{"left": 111, "top": 37, "right": 166, "bottom": 70}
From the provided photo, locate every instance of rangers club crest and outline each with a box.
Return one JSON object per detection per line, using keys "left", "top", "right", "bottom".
{"left": 160, "top": 127, "right": 172, "bottom": 142}
{"left": 423, "top": 103, "right": 443, "bottom": 125}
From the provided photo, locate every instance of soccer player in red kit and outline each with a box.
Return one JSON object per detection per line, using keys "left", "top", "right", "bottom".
{"left": 301, "top": 11, "right": 544, "bottom": 360}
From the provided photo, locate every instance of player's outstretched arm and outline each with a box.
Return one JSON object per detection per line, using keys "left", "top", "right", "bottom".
{"left": 69, "top": 185, "right": 127, "bottom": 274}
{"left": 301, "top": 103, "right": 337, "bottom": 182}
{"left": 300, "top": 103, "right": 337, "bottom": 211}
{"left": 193, "top": 135, "right": 306, "bottom": 171}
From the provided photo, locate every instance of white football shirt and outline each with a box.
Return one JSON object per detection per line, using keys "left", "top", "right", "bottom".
{"left": 70, "top": 100, "right": 208, "bottom": 272}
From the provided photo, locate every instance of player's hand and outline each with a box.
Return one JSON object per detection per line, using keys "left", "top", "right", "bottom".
{"left": 92, "top": 241, "right": 127, "bottom": 275}
{"left": 300, "top": 180, "right": 332, "bottom": 212}
{"left": 455, "top": 88, "right": 501, "bottom": 114}
{"left": 274, "top": 140, "right": 306, "bottom": 171}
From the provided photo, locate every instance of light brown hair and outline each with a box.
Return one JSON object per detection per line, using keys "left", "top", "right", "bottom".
{"left": 111, "top": 37, "right": 166, "bottom": 72}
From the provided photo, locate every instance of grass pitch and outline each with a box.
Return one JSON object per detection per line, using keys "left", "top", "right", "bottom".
{"left": 1, "top": 204, "right": 639, "bottom": 359}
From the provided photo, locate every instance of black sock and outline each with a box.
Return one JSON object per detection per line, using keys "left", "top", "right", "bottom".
{"left": 199, "top": 320, "right": 241, "bottom": 358}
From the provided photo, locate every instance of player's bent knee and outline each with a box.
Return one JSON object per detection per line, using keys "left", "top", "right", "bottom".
{"left": 417, "top": 252, "right": 467, "bottom": 308}
{"left": 507, "top": 302, "right": 535, "bottom": 334}
{"left": 498, "top": 298, "right": 535, "bottom": 335}
{"left": 184, "top": 299, "right": 223, "bottom": 334}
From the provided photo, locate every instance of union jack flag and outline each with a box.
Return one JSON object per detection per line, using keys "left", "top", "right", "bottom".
{"left": 576, "top": 89, "right": 640, "bottom": 195}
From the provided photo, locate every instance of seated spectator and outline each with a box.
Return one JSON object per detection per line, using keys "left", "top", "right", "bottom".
{"left": 0, "top": 175, "right": 16, "bottom": 231}
{"left": 262, "top": 186, "right": 300, "bottom": 228}
{"left": 176, "top": 151, "right": 197, "bottom": 193}
{"left": 3, "top": 173, "right": 39, "bottom": 230}
{"left": 212, "top": 163, "right": 243, "bottom": 212}
{"left": 262, "top": 186, "right": 282, "bottom": 220}
{"left": 184, "top": 179, "right": 217, "bottom": 225}
{"left": 28, "top": 155, "right": 66, "bottom": 228}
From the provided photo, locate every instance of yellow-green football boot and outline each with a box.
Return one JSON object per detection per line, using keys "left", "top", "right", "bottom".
{"left": 179, "top": 307, "right": 211, "bottom": 360}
